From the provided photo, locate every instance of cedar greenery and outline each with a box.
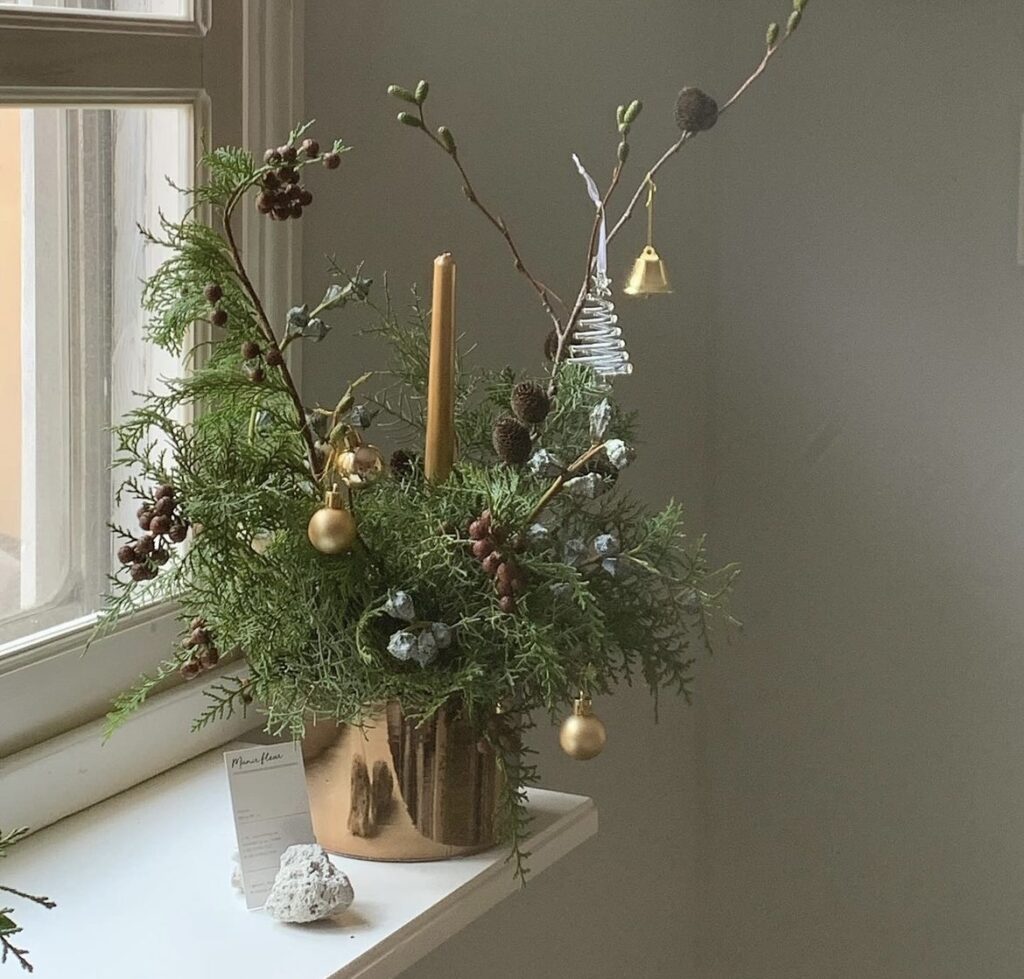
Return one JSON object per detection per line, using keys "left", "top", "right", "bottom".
{"left": 91, "top": 0, "right": 817, "bottom": 874}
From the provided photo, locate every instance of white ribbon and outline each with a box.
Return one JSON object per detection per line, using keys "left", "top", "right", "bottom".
{"left": 572, "top": 153, "right": 607, "bottom": 277}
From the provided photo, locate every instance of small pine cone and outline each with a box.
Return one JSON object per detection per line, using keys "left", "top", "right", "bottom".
{"left": 256, "top": 191, "right": 274, "bottom": 214}
{"left": 198, "top": 646, "right": 220, "bottom": 669}
{"left": 472, "top": 538, "right": 494, "bottom": 560}
{"left": 138, "top": 511, "right": 153, "bottom": 531}
{"left": 241, "top": 340, "right": 261, "bottom": 360}
{"left": 264, "top": 148, "right": 282, "bottom": 165}
{"left": 168, "top": 522, "right": 188, "bottom": 543}
{"left": 117, "top": 544, "right": 135, "bottom": 565}
{"left": 211, "top": 308, "right": 228, "bottom": 327}
{"left": 492, "top": 416, "right": 532, "bottom": 466}
{"left": 279, "top": 145, "right": 298, "bottom": 164}
{"left": 152, "top": 547, "right": 170, "bottom": 565}
{"left": 498, "top": 595, "right": 516, "bottom": 615}
{"left": 289, "top": 201, "right": 303, "bottom": 220}
{"left": 674, "top": 87, "right": 719, "bottom": 133}
{"left": 181, "top": 659, "right": 202, "bottom": 680}
{"left": 150, "top": 514, "right": 171, "bottom": 536}
{"left": 300, "top": 137, "right": 320, "bottom": 158}
{"left": 154, "top": 496, "right": 175, "bottom": 517}
{"left": 155, "top": 484, "right": 175, "bottom": 500}
{"left": 129, "top": 563, "right": 148, "bottom": 582}
{"left": 203, "top": 283, "right": 222, "bottom": 304}
{"left": 190, "top": 616, "right": 206, "bottom": 630}
{"left": 246, "top": 365, "right": 266, "bottom": 384}
{"left": 544, "top": 329, "right": 559, "bottom": 362}
{"left": 277, "top": 166, "right": 298, "bottom": 183}
{"left": 298, "top": 187, "right": 313, "bottom": 207}
{"left": 322, "top": 152, "right": 341, "bottom": 169}
{"left": 135, "top": 534, "right": 155, "bottom": 556}
{"left": 511, "top": 381, "right": 550, "bottom": 425}
{"left": 191, "top": 627, "right": 211, "bottom": 646}
{"left": 265, "top": 347, "right": 284, "bottom": 367}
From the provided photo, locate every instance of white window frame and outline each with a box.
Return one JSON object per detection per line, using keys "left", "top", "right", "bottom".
{"left": 0, "top": 0, "right": 306, "bottom": 834}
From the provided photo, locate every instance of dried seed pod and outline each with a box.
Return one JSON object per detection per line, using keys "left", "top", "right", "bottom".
{"left": 511, "top": 381, "right": 551, "bottom": 425}
{"left": 150, "top": 514, "right": 171, "bottom": 536}
{"left": 492, "top": 416, "right": 532, "bottom": 466}
{"left": 674, "top": 87, "right": 719, "bottom": 133}
{"left": 322, "top": 152, "right": 341, "bottom": 169}
{"left": 472, "top": 538, "right": 494, "bottom": 560}
{"left": 211, "top": 308, "right": 229, "bottom": 327}
{"left": 300, "top": 137, "right": 320, "bottom": 157}
{"left": 241, "top": 340, "right": 261, "bottom": 360}
{"left": 203, "top": 283, "right": 223, "bottom": 304}
{"left": 265, "top": 347, "right": 284, "bottom": 367}
{"left": 117, "top": 544, "right": 135, "bottom": 565}
{"left": 168, "top": 522, "right": 188, "bottom": 543}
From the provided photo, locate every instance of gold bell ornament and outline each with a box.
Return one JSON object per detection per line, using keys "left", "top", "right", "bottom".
{"left": 335, "top": 432, "right": 386, "bottom": 488}
{"left": 307, "top": 483, "right": 358, "bottom": 554}
{"left": 624, "top": 176, "right": 672, "bottom": 297}
{"left": 559, "top": 692, "right": 607, "bottom": 761}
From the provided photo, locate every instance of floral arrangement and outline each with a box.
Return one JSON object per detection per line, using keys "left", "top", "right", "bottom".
{"left": 97, "top": 2, "right": 810, "bottom": 875}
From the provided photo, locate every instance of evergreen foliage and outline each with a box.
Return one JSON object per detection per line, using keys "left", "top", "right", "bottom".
{"left": 98, "top": 127, "right": 738, "bottom": 879}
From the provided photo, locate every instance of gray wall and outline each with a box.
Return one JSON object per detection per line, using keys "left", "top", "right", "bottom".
{"left": 303, "top": 1, "right": 1024, "bottom": 976}
{"left": 696, "top": 2, "right": 1024, "bottom": 977}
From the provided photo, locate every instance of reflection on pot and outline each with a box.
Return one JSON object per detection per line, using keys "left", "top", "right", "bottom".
{"left": 303, "top": 702, "right": 500, "bottom": 861}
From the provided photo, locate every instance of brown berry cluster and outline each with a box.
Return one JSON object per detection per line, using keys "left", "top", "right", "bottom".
{"left": 180, "top": 616, "right": 219, "bottom": 679}
{"left": 118, "top": 484, "right": 189, "bottom": 581}
{"left": 467, "top": 510, "right": 527, "bottom": 614}
{"left": 204, "top": 281, "right": 229, "bottom": 328}
{"left": 255, "top": 137, "right": 337, "bottom": 221}
{"left": 238, "top": 337, "right": 283, "bottom": 382}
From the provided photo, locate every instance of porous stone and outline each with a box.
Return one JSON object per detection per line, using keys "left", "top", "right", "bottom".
{"left": 264, "top": 844, "right": 354, "bottom": 923}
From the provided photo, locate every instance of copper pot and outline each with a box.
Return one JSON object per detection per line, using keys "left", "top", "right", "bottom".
{"left": 302, "top": 702, "right": 501, "bottom": 861}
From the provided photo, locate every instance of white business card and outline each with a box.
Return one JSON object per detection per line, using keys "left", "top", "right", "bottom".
{"left": 224, "top": 741, "right": 316, "bottom": 909}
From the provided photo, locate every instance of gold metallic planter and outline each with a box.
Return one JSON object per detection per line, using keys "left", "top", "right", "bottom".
{"left": 302, "top": 703, "right": 500, "bottom": 861}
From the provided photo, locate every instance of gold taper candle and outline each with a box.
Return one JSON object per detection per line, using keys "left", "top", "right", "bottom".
{"left": 425, "top": 253, "right": 457, "bottom": 482}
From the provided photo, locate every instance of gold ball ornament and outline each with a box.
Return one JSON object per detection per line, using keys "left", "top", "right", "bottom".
{"left": 559, "top": 694, "right": 607, "bottom": 761}
{"left": 336, "top": 443, "right": 385, "bottom": 487}
{"left": 307, "top": 485, "right": 358, "bottom": 554}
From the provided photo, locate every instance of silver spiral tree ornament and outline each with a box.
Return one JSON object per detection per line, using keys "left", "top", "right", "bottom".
{"left": 566, "top": 154, "right": 633, "bottom": 379}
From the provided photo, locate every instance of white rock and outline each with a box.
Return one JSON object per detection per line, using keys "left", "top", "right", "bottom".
{"left": 264, "top": 844, "right": 354, "bottom": 923}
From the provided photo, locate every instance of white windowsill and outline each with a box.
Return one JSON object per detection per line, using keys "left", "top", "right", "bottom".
{"left": 3, "top": 745, "right": 598, "bottom": 979}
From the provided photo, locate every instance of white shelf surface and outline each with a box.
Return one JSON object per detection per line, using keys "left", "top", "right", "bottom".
{"left": 3, "top": 745, "right": 597, "bottom": 979}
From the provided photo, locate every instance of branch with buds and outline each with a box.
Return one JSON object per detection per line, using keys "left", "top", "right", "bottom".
{"left": 389, "top": 0, "right": 811, "bottom": 390}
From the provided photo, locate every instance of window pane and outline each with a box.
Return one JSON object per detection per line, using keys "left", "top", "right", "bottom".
{"left": 0, "top": 0, "right": 190, "bottom": 19}
{"left": 0, "top": 103, "right": 191, "bottom": 652}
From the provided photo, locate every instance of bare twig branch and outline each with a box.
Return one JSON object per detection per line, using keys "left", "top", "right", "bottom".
{"left": 607, "top": 36, "right": 790, "bottom": 245}
{"left": 223, "top": 181, "right": 322, "bottom": 478}
{"left": 413, "top": 106, "right": 566, "bottom": 330}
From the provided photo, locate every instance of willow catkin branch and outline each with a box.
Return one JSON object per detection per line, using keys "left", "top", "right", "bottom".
{"left": 607, "top": 35, "right": 791, "bottom": 245}
{"left": 414, "top": 106, "right": 566, "bottom": 330}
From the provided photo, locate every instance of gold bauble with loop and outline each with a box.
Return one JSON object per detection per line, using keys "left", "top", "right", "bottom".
{"left": 559, "top": 692, "right": 607, "bottom": 760}
{"left": 307, "top": 483, "right": 358, "bottom": 554}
